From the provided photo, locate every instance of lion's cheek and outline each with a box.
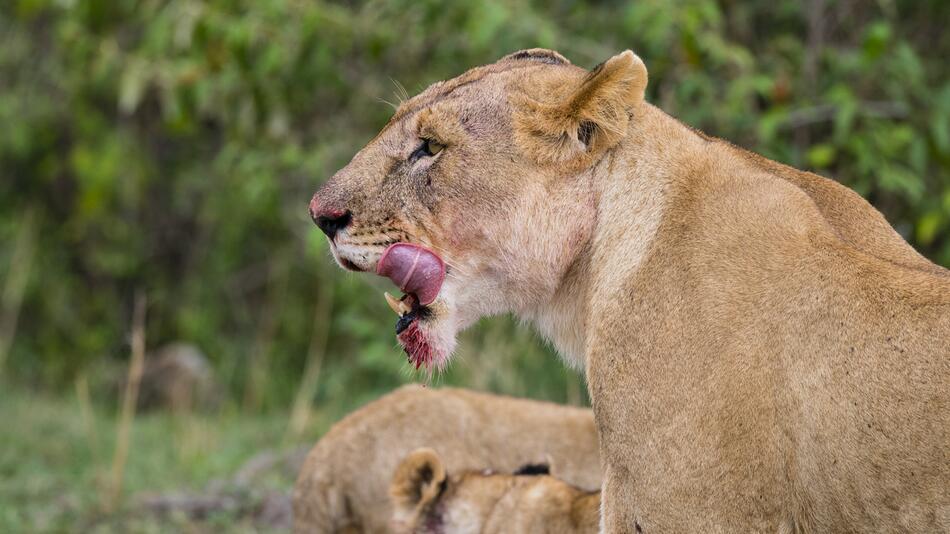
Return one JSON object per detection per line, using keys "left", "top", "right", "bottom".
{"left": 441, "top": 210, "right": 490, "bottom": 253}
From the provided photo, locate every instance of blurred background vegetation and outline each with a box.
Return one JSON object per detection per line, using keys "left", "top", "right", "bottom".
{"left": 1, "top": 0, "right": 948, "bottom": 531}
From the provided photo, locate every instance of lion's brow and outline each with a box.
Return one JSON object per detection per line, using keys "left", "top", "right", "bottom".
{"left": 385, "top": 61, "right": 551, "bottom": 127}
{"left": 387, "top": 73, "right": 487, "bottom": 125}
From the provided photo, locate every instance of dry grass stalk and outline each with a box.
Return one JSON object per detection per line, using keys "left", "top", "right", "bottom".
{"left": 0, "top": 208, "right": 36, "bottom": 375}
{"left": 243, "top": 273, "right": 280, "bottom": 412}
{"left": 102, "top": 291, "right": 147, "bottom": 513}
{"left": 288, "top": 288, "right": 333, "bottom": 438}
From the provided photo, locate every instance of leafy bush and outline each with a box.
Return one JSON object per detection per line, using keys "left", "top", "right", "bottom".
{"left": 1, "top": 0, "right": 947, "bottom": 409}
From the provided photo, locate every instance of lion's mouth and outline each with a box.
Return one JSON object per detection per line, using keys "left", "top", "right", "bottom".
{"left": 376, "top": 243, "right": 445, "bottom": 305}
{"left": 387, "top": 292, "right": 427, "bottom": 334}
{"left": 339, "top": 257, "right": 362, "bottom": 272}
{"left": 376, "top": 243, "right": 446, "bottom": 370}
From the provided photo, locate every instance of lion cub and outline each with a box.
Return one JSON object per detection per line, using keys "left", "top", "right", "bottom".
{"left": 390, "top": 448, "right": 600, "bottom": 534}
{"left": 292, "top": 385, "right": 600, "bottom": 533}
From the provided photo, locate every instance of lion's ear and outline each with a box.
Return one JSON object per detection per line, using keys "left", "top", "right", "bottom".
{"left": 515, "top": 50, "right": 648, "bottom": 167}
{"left": 390, "top": 448, "right": 447, "bottom": 516}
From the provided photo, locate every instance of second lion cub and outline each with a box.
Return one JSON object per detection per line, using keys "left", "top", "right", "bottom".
{"left": 389, "top": 448, "right": 600, "bottom": 534}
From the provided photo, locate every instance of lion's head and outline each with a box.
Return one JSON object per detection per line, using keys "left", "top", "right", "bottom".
{"left": 389, "top": 448, "right": 600, "bottom": 533}
{"left": 309, "top": 49, "right": 647, "bottom": 370}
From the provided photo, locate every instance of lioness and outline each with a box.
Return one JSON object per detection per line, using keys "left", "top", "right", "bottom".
{"left": 308, "top": 49, "right": 950, "bottom": 531}
{"left": 389, "top": 448, "right": 600, "bottom": 534}
{"left": 292, "top": 385, "right": 600, "bottom": 533}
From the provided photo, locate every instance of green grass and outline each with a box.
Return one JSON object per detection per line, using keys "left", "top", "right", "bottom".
{"left": 0, "top": 384, "right": 329, "bottom": 533}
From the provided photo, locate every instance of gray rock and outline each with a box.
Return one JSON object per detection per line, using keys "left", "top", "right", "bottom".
{"left": 137, "top": 342, "right": 219, "bottom": 411}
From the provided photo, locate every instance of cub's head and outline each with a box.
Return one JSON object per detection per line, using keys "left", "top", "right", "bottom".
{"left": 309, "top": 49, "right": 648, "bottom": 370}
{"left": 388, "top": 448, "right": 599, "bottom": 534}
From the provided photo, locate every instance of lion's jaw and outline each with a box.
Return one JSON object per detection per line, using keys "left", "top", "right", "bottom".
{"left": 325, "top": 230, "right": 539, "bottom": 373}
{"left": 392, "top": 205, "right": 594, "bottom": 373}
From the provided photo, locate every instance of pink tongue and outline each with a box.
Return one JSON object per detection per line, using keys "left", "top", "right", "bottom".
{"left": 376, "top": 243, "right": 446, "bottom": 306}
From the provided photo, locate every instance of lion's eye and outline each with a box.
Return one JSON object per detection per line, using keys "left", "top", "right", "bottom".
{"left": 412, "top": 138, "right": 444, "bottom": 159}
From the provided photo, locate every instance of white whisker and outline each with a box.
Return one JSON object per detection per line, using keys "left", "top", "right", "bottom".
{"left": 376, "top": 96, "right": 399, "bottom": 111}
{"left": 390, "top": 78, "right": 409, "bottom": 104}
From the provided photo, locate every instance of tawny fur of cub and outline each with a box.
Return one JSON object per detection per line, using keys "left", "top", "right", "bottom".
{"left": 309, "top": 48, "right": 950, "bottom": 532}
{"left": 389, "top": 448, "right": 600, "bottom": 534}
{"left": 292, "top": 385, "right": 599, "bottom": 533}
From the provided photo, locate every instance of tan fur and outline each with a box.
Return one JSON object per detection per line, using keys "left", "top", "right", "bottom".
{"left": 390, "top": 448, "right": 601, "bottom": 534}
{"left": 310, "top": 50, "right": 950, "bottom": 532}
{"left": 291, "top": 385, "right": 600, "bottom": 533}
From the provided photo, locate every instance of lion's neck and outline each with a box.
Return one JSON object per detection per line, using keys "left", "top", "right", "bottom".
{"left": 525, "top": 104, "right": 695, "bottom": 367}
{"left": 526, "top": 251, "right": 592, "bottom": 368}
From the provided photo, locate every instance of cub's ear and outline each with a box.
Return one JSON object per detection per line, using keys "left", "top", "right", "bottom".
{"left": 389, "top": 448, "right": 447, "bottom": 517}
{"left": 514, "top": 50, "right": 648, "bottom": 167}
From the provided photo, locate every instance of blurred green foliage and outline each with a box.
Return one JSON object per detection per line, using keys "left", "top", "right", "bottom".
{"left": 1, "top": 0, "right": 948, "bottom": 410}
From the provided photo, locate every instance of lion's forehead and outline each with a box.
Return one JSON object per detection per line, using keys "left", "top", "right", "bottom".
{"left": 388, "top": 58, "right": 579, "bottom": 128}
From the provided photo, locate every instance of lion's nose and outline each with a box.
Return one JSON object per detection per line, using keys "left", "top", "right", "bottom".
{"left": 309, "top": 195, "right": 352, "bottom": 240}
